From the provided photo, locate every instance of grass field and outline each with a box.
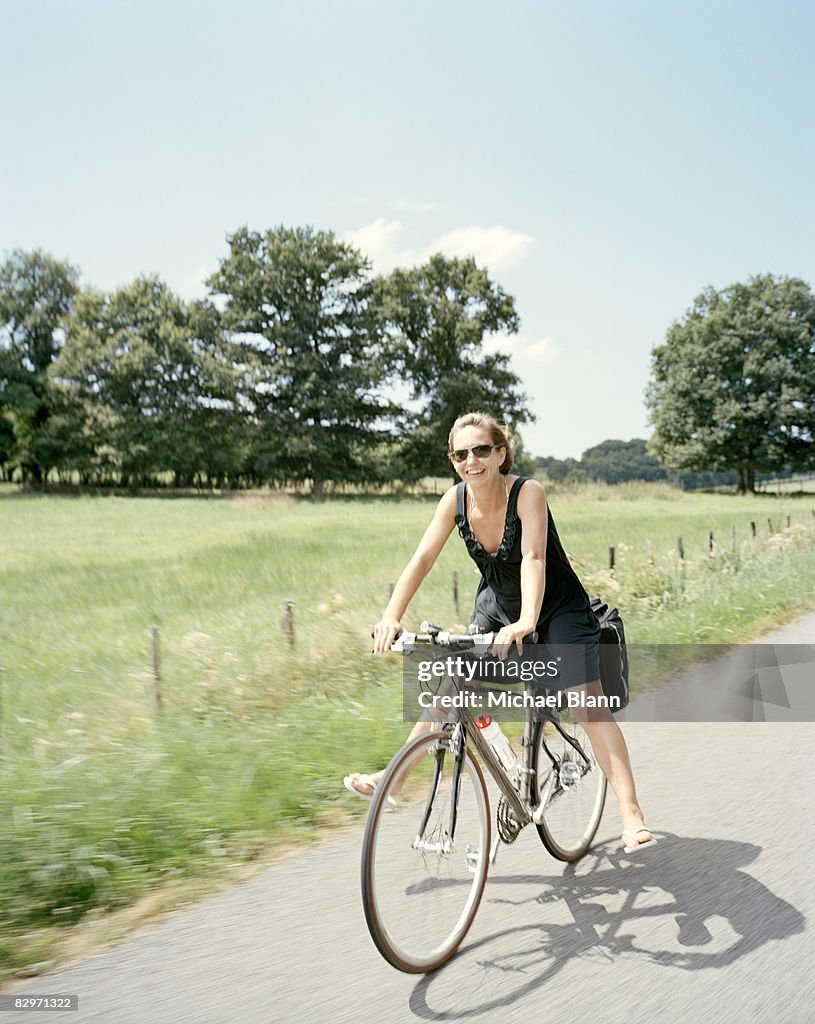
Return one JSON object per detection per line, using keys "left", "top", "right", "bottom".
{"left": 2, "top": 484, "right": 815, "bottom": 978}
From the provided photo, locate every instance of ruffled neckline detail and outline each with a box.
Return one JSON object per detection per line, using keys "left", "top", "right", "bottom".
{"left": 455, "top": 479, "right": 521, "bottom": 560}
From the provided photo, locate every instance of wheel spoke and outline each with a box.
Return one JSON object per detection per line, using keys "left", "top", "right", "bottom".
{"left": 534, "top": 718, "right": 606, "bottom": 861}
{"left": 361, "top": 732, "right": 490, "bottom": 972}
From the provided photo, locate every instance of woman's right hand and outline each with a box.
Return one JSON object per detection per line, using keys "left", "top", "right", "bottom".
{"left": 372, "top": 614, "right": 402, "bottom": 653}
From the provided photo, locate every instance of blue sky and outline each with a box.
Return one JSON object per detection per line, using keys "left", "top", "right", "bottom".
{"left": 2, "top": 0, "right": 813, "bottom": 457}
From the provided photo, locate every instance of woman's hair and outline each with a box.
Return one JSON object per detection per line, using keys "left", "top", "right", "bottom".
{"left": 448, "top": 411, "right": 514, "bottom": 475}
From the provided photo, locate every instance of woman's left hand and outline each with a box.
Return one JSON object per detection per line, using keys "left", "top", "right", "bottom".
{"left": 492, "top": 621, "right": 536, "bottom": 658}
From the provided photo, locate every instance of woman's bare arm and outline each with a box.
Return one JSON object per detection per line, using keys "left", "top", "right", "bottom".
{"left": 517, "top": 479, "right": 548, "bottom": 632}
{"left": 372, "top": 487, "right": 458, "bottom": 652}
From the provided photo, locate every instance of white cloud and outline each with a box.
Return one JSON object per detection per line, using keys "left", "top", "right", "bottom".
{"left": 421, "top": 225, "right": 535, "bottom": 271}
{"left": 483, "top": 334, "right": 561, "bottom": 363}
{"left": 173, "top": 265, "right": 213, "bottom": 301}
{"left": 391, "top": 198, "right": 440, "bottom": 213}
{"left": 342, "top": 218, "right": 536, "bottom": 275}
{"left": 341, "top": 218, "right": 405, "bottom": 271}
{"left": 482, "top": 335, "right": 521, "bottom": 355}
{"left": 521, "top": 337, "right": 561, "bottom": 363}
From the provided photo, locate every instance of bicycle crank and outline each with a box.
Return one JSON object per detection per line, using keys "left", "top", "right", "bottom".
{"left": 496, "top": 796, "right": 524, "bottom": 844}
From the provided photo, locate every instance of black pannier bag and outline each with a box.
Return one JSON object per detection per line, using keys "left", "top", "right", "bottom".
{"left": 589, "top": 596, "right": 630, "bottom": 713}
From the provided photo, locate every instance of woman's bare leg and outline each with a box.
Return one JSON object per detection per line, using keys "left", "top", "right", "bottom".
{"left": 344, "top": 717, "right": 437, "bottom": 796}
{"left": 573, "top": 683, "right": 653, "bottom": 847}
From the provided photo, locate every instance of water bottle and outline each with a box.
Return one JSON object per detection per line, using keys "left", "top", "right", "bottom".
{"left": 474, "top": 714, "right": 517, "bottom": 774}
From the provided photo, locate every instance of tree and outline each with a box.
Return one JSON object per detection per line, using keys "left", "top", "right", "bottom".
{"left": 646, "top": 275, "right": 815, "bottom": 493}
{"left": 207, "top": 225, "right": 397, "bottom": 498}
{"left": 0, "top": 412, "right": 14, "bottom": 481}
{"left": 376, "top": 254, "right": 532, "bottom": 479}
{"left": 534, "top": 455, "right": 588, "bottom": 483}
{"left": 0, "top": 250, "right": 79, "bottom": 482}
{"left": 185, "top": 299, "right": 251, "bottom": 488}
{"left": 52, "top": 276, "right": 232, "bottom": 486}
{"left": 580, "top": 439, "right": 667, "bottom": 483}
{"left": 511, "top": 439, "right": 538, "bottom": 478}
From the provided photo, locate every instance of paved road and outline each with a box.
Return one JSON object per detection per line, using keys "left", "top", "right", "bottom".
{"left": 5, "top": 615, "right": 815, "bottom": 1024}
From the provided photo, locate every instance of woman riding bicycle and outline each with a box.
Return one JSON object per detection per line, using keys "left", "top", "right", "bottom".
{"left": 345, "top": 411, "right": 655, "bottom": 854}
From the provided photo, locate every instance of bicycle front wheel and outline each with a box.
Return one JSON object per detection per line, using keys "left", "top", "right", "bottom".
{"left": 361, "top": 729, "right": 491, "bottom": 973}
{"left": 532, "top": 715, "right": 606, "bottom": 861}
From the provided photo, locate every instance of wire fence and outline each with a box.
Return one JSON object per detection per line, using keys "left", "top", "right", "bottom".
{"left": 142, "top": 504, "right": 815, "bottom": 660}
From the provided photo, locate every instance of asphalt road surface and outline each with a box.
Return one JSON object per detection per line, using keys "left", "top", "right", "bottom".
{"left": 5, "top": 614, "right": 814, "bottom": 1024}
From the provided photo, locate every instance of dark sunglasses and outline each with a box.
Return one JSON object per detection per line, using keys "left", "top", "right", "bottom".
{"left": 449, "top": 444, "right": 500, "bottom": 463}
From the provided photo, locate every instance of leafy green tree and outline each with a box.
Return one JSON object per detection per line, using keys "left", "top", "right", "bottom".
{"left": 646, "top": 275, "right": 815, "bottom": 493}
{"left": 511, "top": 439, "right": 538, "bottom": 478}
{"left": 185, "top": 299, "right": 250, "bottom": 488}
{"left": 207, "top": 225, "right": 396, "bottom": 498}
{"left": 0, "top": 250, "right": 79, "bottom": 482}
{"left": 52, "top": 276, "right": 232, "bottom": 486}
{"left": 671, "top": 468, "right": 737, "bottom": 490}
{"left": 534, "top": 455, "right": 588, "bottom": 483}
{"left": 0, "top": 412, "right": 15, "bottom": 480}
{"left": 376, "top": 254, "right": 531, "bottom": 479}
{"left": 581, "top": 438, "right": 667, "bottom": 483}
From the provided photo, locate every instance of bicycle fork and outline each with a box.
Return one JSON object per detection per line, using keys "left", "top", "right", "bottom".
{"left": 412, "top": 744, "right": 448, "bottom": 854}
{"left": 410, "top": 719, "right": 473, "bottom": 858}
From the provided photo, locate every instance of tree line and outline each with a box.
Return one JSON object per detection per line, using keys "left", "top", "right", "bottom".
{"left": 0, "top": 229, "right": 532, "bottom": 497}
{"left": 535, "top": 439, "right": 737, "bottom": 488}
{"left": 2, "top": 229, "right": 813, "bottom": 496}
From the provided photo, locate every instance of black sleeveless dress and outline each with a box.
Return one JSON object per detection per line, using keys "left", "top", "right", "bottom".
{"left": 455, "top": 475, "right": 601, "bottom": 683}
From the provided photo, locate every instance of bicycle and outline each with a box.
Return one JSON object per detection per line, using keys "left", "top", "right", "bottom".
{"left": 360, "top": 623, "right": 608, "bottom": 973}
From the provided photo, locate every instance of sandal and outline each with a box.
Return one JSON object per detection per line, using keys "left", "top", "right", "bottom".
{"left": 621, "top": 827, "right": 658, "bottom": 854}
{"left": 343, "top": 773, "right": 397, "bottom": 808}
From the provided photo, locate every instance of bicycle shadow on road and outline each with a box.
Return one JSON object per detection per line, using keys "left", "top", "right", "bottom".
{"left": 407, "top": 834, "right": 804, "bottom": 1020}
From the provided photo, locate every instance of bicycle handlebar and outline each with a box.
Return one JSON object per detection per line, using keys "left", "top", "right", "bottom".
{"left": 391, "top": 624, "right": 496, "bottom": 654}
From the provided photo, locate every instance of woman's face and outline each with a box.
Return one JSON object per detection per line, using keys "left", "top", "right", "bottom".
{"left": 450, "top": 426, "right": 506, "bottom": 487}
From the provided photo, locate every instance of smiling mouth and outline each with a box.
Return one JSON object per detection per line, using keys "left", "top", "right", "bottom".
{"left": 466, "top": 468, "right": 486, "bottom": 476}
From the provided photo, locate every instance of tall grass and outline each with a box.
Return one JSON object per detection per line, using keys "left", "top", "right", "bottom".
{"left": 1, "top": 486, "right": 814, "bottom": 977}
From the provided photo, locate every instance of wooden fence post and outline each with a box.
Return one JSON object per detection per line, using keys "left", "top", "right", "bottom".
{"left": 731, "top": 523, "right": 736, "bottom": 552}
{"left": 767, "top": 517, "right": 773, "bottom": 535}
{"left": 387, "top": 581, "right": 395, "bottom": 602}
{"left": 282, "top": 599, "right": 296, "bottom": 649}
{"left": 708, "top": 531, "right": 714, "bottom": 554}
{"left": 452, "top": 571, "right": 460, "bottom": 617}
{"left": 786, "top": 515, "right": 791, "bottom": 529}
{"left": 609, "top": 546, "right": 615, "bottom": 570}
{"left": 149, "top": 625, "right": 163, "bottom": 712}
{"left": 750, "top": 520, "right": 756, "bottom": 538}
{"left": 677, "top": 537, "right": 684, "bottom": 560}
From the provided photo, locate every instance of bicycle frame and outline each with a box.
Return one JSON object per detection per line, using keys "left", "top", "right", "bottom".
{"left": 435, "top": 671, "right": 576, "bottom": 838}
{"left": 396, "top": 628, "right": 596, "bottom": 854}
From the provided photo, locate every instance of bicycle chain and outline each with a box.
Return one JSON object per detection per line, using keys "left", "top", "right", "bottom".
{"left": 496, "top": 796, "right": 523, "bottom": 844}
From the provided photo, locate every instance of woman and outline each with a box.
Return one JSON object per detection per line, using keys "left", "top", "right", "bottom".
{"left": 344, "top": 411, "right": 656, "bottom": 853}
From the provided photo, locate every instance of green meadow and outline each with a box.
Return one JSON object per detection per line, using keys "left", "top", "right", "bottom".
{"left": 2, "top": 484, "right": 815, "bottom": 977}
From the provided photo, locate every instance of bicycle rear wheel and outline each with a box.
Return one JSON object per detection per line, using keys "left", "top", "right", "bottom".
{"left": 532, "top": 715, "right": 606, "bottom": 861}
{"left": 361, "top": 729, "right": 491, "bottom": 973}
